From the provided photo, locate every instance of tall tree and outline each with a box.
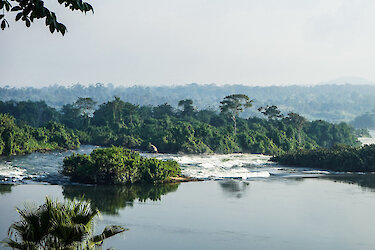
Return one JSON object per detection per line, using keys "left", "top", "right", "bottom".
{"left": 220, "top": 94, "right": 253, "bottom": 135}
{"left": 0, "top": 0, "right": 93, "bottom": 34}
{"left": 152, "top": 103, "right": 175, "bottom": 118}
{"left": 284, "top": 112, "right": 307, "bottom": 144}
{"left": 258, "top": 105, "right": 284, "bottom": 120}
{"left": 60, "top": 103, "right": 81, "bottom": 129}
{"left": 74, "top": 97, "right": 96, "bottom": 117}
{"left": 178, "top": 99, "right": 195, "bottom": 117}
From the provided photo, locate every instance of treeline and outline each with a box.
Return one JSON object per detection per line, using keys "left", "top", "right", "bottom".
{"left": 2, "top": 83, "right": 375, "bottom": 122}
{"left": 0, "top": 114, "right": 79, "bottom": 155}
{"left": 271, "top": 144, "right": 375, "bottom": 172}
{"left": 351, "top": 111, "right": 375, "bottom": 129}
{"left": 0, "top": 97, "right": 359, "bottom": 155}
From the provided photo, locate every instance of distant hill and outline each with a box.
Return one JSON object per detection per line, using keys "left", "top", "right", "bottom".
{"left": 1, "top": 83, "right": 375, "bottom": 122}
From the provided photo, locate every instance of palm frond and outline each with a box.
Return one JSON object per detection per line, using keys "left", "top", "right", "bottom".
{"left": 91, "top": 225, "right": 127, "bottom": 243}
{"left": 1, "top": 238, "right": 38, "bottom": 250}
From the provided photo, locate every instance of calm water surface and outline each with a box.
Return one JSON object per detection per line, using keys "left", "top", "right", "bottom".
{"left": 1, "top": 146, "right": 375, "bottom": 249}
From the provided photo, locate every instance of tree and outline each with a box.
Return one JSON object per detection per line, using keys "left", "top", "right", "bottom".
{"left": 74, "top": 97, "right": 96, "bottom": 117}
{"left": 61, "top": 103, "right": 81, "bottom": 129}
{"left": 73, "top": 97, "right": 96, "bottom": 127}
{"left": 258, "top": 105, "right": 283, "bottom": 120}
{"left": 2, "top": 197, "right": 126, "bottom": 249}
{"left": 178, "top": 99, "right": 195, "bottom": 117}
{"left": 92, "top": 96, "right": 126, "bottom": 127}
{"left": 219, "top": 94, "right": 253, "bottom": 135}
{"left": 152, "top": 103, "right": 175, "bottom": 118}
{"left": 0, "top": 0, "right": 93, "bottom": 35}
{"left": 284, "top": 112, "right": 307, "bottom": 144}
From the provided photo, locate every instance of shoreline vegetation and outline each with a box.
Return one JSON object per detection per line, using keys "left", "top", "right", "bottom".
{"left": 0, "top": 114, "right": 79, "bottom": 156}
{"left": 271, "top": 144, "right": 375, "bottom": 172}
{"left": 0, "top": 96, "right": 368, "bottom": 183}
{"left": 0, "top": 97, "right": 360, "bottom": 156}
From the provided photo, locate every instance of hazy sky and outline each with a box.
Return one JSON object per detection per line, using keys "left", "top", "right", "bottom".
{"left": 2, "top": 0, "right": 375, "bottom": 87}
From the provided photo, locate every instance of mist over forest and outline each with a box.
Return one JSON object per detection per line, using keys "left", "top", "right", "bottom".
{"left": 2, "top": 83, "right": 375, "bottom": 123}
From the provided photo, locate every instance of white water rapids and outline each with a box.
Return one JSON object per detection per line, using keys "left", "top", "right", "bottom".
{"left": 1, "top": 142, "right": 363, "bottom": 184}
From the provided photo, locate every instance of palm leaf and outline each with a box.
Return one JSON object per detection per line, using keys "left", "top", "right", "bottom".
{"left": 91, "top": 225, "right": 128, "bottom": 243}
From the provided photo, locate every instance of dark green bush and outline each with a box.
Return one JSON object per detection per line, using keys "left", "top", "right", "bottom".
{"left": 271, "top": 144, "right": 375, "bottom": 172}
{"left": 63, "top": 146, "right": 181, "bottom": 184}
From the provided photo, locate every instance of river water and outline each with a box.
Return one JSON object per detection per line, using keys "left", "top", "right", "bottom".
{"left": 1, "top": 145, "right": 375, "bottom": 249}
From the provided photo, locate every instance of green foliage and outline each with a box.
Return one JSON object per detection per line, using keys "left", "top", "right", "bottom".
{"left": 0, "top": 0, "right": 93, "bottom": 35}
{"left": 63, "top": 146, "right": 181, "bottom": 184}
{"left": 178, "top": 99, "right": 195, "bottom": 117}
{"left": 0, "top": 100, "right": 59, "bottom": 127}
{"left": 1, "top": 197, "right": 125, "bottom": 249}
{"left": 271, "top": 144, "right": 375, "bottom": 172}
{"left": 258, "top": 105, "right": 283, "bottom": 120}
{"left": 0, "top": 114, "right": 79, "bottom": 156}
{"left": 220, "top": 94, "right": 253, "bottom": 135}
{"left": 2, "top": 83, "right": 375, "bottom": 123}
{"left": 0, "top": 97, "right": 360, "bottom": 155}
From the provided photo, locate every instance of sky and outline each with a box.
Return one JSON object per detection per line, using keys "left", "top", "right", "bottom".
{"left": 2, "top": 0, "right": 375, "bottom": 87}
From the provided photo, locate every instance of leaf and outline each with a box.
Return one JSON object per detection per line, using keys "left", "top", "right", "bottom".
{"left": 91, "top": 225, "right": 127, "bottom": 243}
{"left": 4, "top": 1, "right": 11, "bottom": 11}
{"left": 25, "top": 19, "right": 30, "bottom": 27}
{"left": 15, "top": 13, "right": 22, "bottom": 22}
{"left": 0, "top": 15, "right": 4, "bottom": 20}
{"left": 49, "top": 24, "right": 55, "bottom": 33}
{"left": 1, "top": 20, "right": 5, "bottom": 30}
{"left": 11, "top": 6, "right": 22, "bottom": 12}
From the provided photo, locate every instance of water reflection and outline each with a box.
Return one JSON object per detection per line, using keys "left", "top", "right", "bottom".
{"left": 62, "top": 183, "right": 180, "bottom": 215}
{"left": 322, "top": 174, "right": 375, "bottom": 191}
{"left": 0, "top": 184, "right": 12, "bottom": 194}
{"left": 218, "top": 180, "right": 250, "bottom": 198}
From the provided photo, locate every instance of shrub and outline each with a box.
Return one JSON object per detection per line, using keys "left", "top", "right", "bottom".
{"left": 63, "top": 146, "right": 181, "bottom": 184}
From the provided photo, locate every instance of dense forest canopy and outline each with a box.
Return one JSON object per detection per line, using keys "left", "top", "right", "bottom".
{"left": 0, "top": 96, "right": 360, "bottom": 156}
{"left": 1, "top": 83, "right": 375, "bottom": 123}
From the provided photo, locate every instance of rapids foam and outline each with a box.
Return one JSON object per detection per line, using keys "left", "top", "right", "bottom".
{"left": 147, "top": 153, "right": 274, "bottom": 179}
{"left": 0, "top": 162, "right": 31, "bottom": 183}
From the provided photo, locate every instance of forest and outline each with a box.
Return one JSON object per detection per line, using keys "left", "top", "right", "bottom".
{"left": 2, "top": 83, "right": 375, "bottom": 123}
{"left": 0, "top": 113, "right": 79, "bottom": 155}
{"left": 0, "top": 96, "right": 360, "bottom": 156}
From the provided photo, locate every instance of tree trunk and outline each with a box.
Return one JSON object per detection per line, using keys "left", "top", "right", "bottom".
{"left": 232, "top": 116, "right": 237, "bottom": 135}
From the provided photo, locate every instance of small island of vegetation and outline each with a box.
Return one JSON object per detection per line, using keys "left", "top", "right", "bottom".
{"left": 271, "top": 144, "right": 375, "bottom": 172}
{"left": 63, "top": 146, "right": 181, "bottom": 184}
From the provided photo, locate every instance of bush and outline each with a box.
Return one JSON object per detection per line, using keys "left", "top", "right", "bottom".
{"left": 63, "top": 146, "right": 181, "bottom": 184}
{"left": 271, "top": 144, "right": 375, "bottom": 172}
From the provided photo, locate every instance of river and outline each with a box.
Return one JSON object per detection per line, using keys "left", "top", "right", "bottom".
{"left": 1, "top": 145, "right": 375, "bottom": 249}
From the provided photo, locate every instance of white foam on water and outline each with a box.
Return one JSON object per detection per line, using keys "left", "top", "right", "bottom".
{"left": 145, "top": 153, "right": 274, "bottom": 179}
{"left": 0, "top": 145, "right": 333, "bottom": 184}
{"left": 141, "top": 152, "right": 334, "bottom": 179}
{"left": 0, "top": 162, "right": 31, "bottom": 183}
